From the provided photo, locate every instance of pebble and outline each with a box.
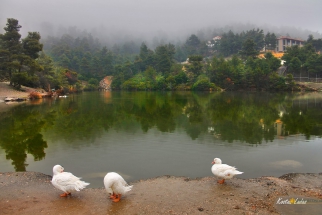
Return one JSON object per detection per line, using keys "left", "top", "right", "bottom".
{"left": 197, "top": 207, "right": 204, "bottom": 211}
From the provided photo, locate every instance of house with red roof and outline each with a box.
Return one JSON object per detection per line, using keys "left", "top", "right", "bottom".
{"left": 276, "top": 36, "right": 304, "bottom": 52}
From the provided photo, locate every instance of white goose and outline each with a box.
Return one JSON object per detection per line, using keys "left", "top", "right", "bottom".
{"left": 104, "top": 172, "right": 133, "bottom": 202}
{"left": 211, "top": 158, "right": 243, "bottom": 184}
{"left": 51, "top": 164, "right": 90, "bottom": 197}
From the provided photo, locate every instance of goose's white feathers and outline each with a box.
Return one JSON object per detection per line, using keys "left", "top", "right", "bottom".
{"left": 211, "top": 158, "right": 243, "bottom": 180}
{"left": 104, "top": 172, "right": 132, "bottom": 196}
{"left": 51, "top": 165, "right": 89, "bottom": 194}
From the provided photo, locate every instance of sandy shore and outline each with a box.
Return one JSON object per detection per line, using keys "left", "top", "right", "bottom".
{"left": 0, "top": 82, "right": 40, "bottom": 100}
{"left": 0, "top": 172, "right": 321, "bottom": 215}
{"left": 0, "top": 82, "right": 48, "bottom": 112}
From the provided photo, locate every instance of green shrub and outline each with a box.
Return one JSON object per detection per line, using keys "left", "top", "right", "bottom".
{"left": 88, "top": 78, "right": 99, "bottom": 85}
{"left": 84, "top": 84, "right": 98, "bottom": 91}
{"left": 192, "top": 76, "right": 219, "bottom": 91}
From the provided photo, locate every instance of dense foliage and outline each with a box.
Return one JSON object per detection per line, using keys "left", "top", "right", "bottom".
{"left": 0, "top": 19, "right": 43, "bottom": 87}
{"left": 0, "top": 18, "right": 83, "bottom": 92}
{"left": 282, "top": 40, "right": 322, "bottom": 80}
{"left": 1, "top": 18, "right": 322, "bottom": 92}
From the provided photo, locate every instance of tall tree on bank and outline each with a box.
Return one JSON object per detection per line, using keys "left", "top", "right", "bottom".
{"left": 0, "top": 18, "right": 22, "bottom": 81}
{"left": 265, "top": 32, "right": 277, "bottom": 51}
{"left": 36, "top": 52, "right": 56, "bottom": 91}
{"left": 19, "top": 32, "right": 43, "bottom": 73}
{"left": 0, "top": 18, "right": 43, "bottom": 87}
{"left": 245, "top": 28, "right": 265, "bottom": 51}
{"left": 307, "top": 35, "right": 322, "bottom": 52}
{"left": 155, "top": 44, "right": 175, "bottom": 76}
{"left": 138, "top": 42, "right": 155, "bottom": 71}
{"left": 184, "top": 34, "right": 207, "bottom": 57}
{"left": 185, "top": 34, "right": 200, "bottom": 55}
{"left": 239, "top": 38, "right": 259, "bottom": 60}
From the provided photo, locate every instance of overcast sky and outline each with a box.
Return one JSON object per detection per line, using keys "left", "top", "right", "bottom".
{"left": 1, "top": 0, "right": 322, "bottom": 40}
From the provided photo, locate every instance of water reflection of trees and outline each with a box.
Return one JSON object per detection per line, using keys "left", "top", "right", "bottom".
{"left": 282, "top": 105, "right": 322, "bottom": 139}
{"left": 207, "top": 93, "right": 280, "bottom": 144}
{"left": 0, "top": 106, "right": 54, "bottom": 171}
{"left": 1, "top": 92, "right": 322, "bottom": 171}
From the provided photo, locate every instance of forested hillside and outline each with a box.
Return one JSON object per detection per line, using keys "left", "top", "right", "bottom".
{"left": 1, "top": 18, "right": 322, "bottom": 94}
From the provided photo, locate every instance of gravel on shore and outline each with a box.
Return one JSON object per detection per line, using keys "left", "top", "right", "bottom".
{"left": 0, "top": 172, "right": 321, "bottom": 215}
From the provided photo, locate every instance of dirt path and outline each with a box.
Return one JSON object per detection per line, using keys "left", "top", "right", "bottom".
{"left": 0, "top": 172, "right": 321, "bottom": 215}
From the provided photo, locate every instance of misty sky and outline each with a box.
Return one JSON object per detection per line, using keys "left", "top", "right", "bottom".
{"left": 1, "top": 0, "right": 322, "bottom": 39}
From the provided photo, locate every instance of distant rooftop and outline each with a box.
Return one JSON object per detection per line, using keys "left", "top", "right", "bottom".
{"left": 277, "top": 36, "right": 304, "bottom": 42}
{"left": 213, "top": 36, "right": 222, "bottom": 40}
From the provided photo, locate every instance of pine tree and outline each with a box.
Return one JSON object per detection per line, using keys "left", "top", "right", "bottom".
{"left": 0, "top": 18, "right": 22, "bottom": 81}
{"left": 0, "top": 19, "right": 44, "bottom": 87}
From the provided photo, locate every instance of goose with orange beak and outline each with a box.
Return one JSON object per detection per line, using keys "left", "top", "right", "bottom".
{"left": 211, "top": 158, "right": 243, "bottom": 184}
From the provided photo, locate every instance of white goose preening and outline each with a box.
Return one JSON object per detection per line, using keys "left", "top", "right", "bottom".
{"left": 51, "top": 164, "right": 90, "bottom": 197}
{"left": 104, "top": 172, "right": 133, "bottom": 202}
{"left": 211, "top": 158, "right": 243, "bottom": 184}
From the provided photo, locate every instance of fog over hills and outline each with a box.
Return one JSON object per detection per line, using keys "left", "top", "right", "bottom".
{"left": 1, "top": 0, "right": 322, "bottom": 46}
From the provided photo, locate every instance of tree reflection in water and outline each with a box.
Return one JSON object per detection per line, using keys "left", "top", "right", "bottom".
{"left": 1, "top": 91, "right": 322, "bottom": 171}
{"left": 0, "top": 106, "right": 54, "bottom": 171}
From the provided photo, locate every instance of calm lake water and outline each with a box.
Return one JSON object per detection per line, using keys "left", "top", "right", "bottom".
{"left": 0, "top": 91, "right": 322, "bottom": 188}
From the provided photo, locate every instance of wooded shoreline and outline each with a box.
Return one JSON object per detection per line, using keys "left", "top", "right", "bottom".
{"left": 1, "top": 81, "right": 322, "bottom": 104}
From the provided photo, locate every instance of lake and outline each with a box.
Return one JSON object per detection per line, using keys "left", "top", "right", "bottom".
{"left": 0, "top": 91, "right": 321, "bottom": 188}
